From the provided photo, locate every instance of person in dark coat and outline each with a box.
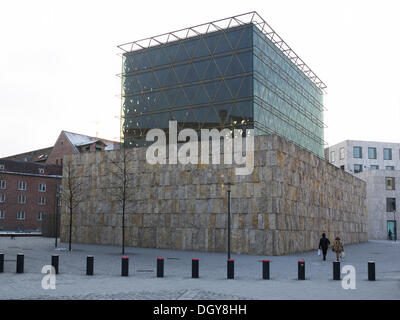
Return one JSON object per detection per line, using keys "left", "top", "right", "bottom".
{"left": 319, "top": 233, "right": 330, "bottom": 261}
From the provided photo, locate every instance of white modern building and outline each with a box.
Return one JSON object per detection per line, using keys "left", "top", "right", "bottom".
{"left": 325, "top": 140, "right": 400, "bottom": 240}
{"left": 325, "top": 140, "right": 400, "bottom": 174}
{"left": 357, "top": 170, "right": 398, "bottom": 241}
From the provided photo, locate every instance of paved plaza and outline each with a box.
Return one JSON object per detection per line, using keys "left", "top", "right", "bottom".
{"left": 0, "top": 237, "right": 399, "bottom": 300}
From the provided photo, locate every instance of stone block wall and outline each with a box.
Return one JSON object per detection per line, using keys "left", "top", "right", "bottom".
{"left": 60, "top": 134, "right": 367, "bottom": 255}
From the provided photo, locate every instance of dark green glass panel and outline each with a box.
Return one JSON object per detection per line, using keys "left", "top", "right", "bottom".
{"left": 204, "top": 60, "right": 220, "bottom": 80}
{"left": 175, "top": 43, "right": 189, "bottom": 62}
{"left": 193, "top": 38, "right": 211, "bottom": 58}
{"left": 204, "top": 34, "right": 219, "bottom": 54}
{"left": 184, "top": 64, "right": 198, "bottom": 83}
{"left": 193, "top": 59, "right": 211, "bottom": 80}
{"left": 214, "top": 33, "right": 233, "bottom": 54}
{"left": 214, "top": 55, "right": 232, "bottom": 76}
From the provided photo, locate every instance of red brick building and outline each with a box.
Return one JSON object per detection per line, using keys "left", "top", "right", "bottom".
{"left": 2, "top": 130, "right": 120, "bottom": 166}
{"left": 0, "top": 131, "right": 119, "bottom": 232}
{"left": 0, "top": 160, "right": 62, "bottom": 231}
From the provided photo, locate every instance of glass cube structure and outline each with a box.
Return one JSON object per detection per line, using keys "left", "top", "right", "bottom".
{"left": 119, "top": 12, "right": 326, "bottom": 157}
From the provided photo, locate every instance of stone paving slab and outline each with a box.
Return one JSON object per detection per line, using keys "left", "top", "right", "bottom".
{"left": 0, "top": 237, "right": 399, "bottom": 300}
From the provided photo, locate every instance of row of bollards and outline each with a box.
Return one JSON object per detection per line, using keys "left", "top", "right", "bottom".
{"left": 0, "top": 253, "right": 377, "bottom": 281}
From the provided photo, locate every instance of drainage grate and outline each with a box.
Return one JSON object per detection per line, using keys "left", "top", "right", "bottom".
{"left": 136, "top": 269, "right": 154, "bottom": 273}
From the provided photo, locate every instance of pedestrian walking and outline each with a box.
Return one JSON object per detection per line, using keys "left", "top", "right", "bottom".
{"left": 318, "top": 233, "right": 330, "bottom": 261}
{"left": 332, "top": 237, "right": 344, "bottom": 261}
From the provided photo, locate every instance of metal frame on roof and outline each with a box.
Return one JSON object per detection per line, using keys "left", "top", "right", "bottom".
{"left": 117, "top": 11, "right": 327, "bottom": 91}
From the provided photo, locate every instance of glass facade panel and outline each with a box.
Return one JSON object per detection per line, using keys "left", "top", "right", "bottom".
{"left": 121, "top": 22, "right": 325, "bottom": 157}
{"left": 121, "top": 24, "right": 254, "bottom": 147}
{"left": 252, "top": 26, "right": 324, "bottom": 157}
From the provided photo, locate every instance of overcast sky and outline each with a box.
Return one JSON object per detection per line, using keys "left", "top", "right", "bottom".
{"left": 1, "top": 0, "right": 399, "bottom": 157}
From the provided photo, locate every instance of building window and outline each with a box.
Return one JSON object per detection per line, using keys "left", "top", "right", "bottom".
{"left": 384, "top": 148, "right": 392, "bottom": 160}
{"left": 386, "top": 177, "right": 395, "bottom": 190}
{"left": 386, "top": 166, "right": 395, "bottom": 170}
{"left": 39, "top": 168, "right": 45, "bottom": 174}
{"left": 39, "top": 183, "right": 47, "bottom": 192}
{"left": 340, "top": 165, "right": 345, "bottom": 170}
{"left": 0, "top": 164, "right": 4, "bottom": 170}
{"left": 0, "top": 193, "right": 5, "bottom": 203}
{"left": 57, "top": 185, "right": 62, "bottom": 193}
{"left": 17, "top": 211, "right": 26, "bottom": 220}
{"left": 37, "top": 212, "right": 44, "bottom": 221}
{"left": 0, "top": 210, "right": 4, "bottom": 219}
{"left": 368, "top": 147, "right": 377, "bottom": 159}
{"left": 18, "top": 181, "right": 27, "bottom": 190}
{"left": 339, "top": 148, "right": 345, "bottom": 160}
{"left": 57, "top": 197, "right": 62, "bottom": 206}
{"left": 353, "top": 146, "right": 362, "bottom": 159}
{"left": 386, "top": 198, "right": 396, "bottom": 212}
{"left": 18, "top": 194, "right": 26, "bottom": 204}
{"left": 354, "top": 164, "right": 363, "bottom": 173}
{"left": 0, "top": 180, "right": 6, "bottom": 189}
{"left": 38, "top": 196, "right": 46, "bottom": 205}
{"left": 329, "top": 151, "right": 335, "bottom": 163}
{"left": 370, "top": 165, "right": 379, "bottom": 170}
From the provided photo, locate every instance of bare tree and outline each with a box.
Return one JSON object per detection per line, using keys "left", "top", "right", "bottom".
{"left": 60, "top": 158, "right": 86, "bottom": 251}
{"left": 109, "top": 143, "right": 136, "bottom": 255}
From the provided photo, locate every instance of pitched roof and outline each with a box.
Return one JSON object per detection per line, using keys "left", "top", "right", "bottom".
{"left": 1, "top": 146, "right": 54, "bottom": 162}
{"left": 63, "top": 131, "right": 120, "bottom": 151}
{"left": 0, "top": 159, "right": 62, "bottom": 177}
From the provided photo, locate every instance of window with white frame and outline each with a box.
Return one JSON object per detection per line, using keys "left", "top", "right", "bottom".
{"left": 18, "top": 181, "right": 27, "bottom": 190}
{"left": 38, "top": 196, "right": 46, "bottom": 205}
{"left": 386, "top": 177, "right": 395, "bottom": 190}
{"left": 38, "top": 168, "right": 45, "bottom": 174}
{"left": 18, "top": 194, "right": 26, "bottom": 204}
{"left": 37, "top": 212, "right": 44, "bottom": 221}
{"left": 339, "top": 147, "right": 345, "bottom": 160}
{"left": 0, "top": 210, "right": 4, "bottom": 219}
{"left": 0, "top": 193, "right": 5, "bottom": 203}
{"left": 0, "top": 180, "right": 6, "bottom": 189}
{"left": 329, "top": 151, "right": 335, "bottom": 163}
{"left": 17, "top": 211, "right": 26, "bottom": 220}
{"left": 38, "top": 183, "right": 46, "bottom": 192}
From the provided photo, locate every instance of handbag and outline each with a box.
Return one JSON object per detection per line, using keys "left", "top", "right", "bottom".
{"left": 318, "top": 249, "right": 321, "bottom": 256}
{"left": 341, "top": 251, "right": 345, "bottom": 258}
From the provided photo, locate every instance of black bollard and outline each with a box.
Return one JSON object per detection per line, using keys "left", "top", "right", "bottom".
{"left": 157, "top": 258, "right": 164, "bottom": 278}
{"left": 333, "top": 261, "right": 340, "bottom": 280}
{"left": 262, "top": 260, "right": 270, "bottom": 280}
{"left": 368, "top": 261, "right": 375, "bottom": 281}
{"left": 0, "top": 253, "right": 3, "bottom": 273}
{"left": 51, "top": 255, "right": 59, "bottom": 274}
{"left": 86, "top": 256, "right": 94, "bottom": 276}
{"left": 227, "top": 259, "right": 234, "bottom": 279}
{"left": 298, "top": 260, "right": 305, "bottom": 280}
{"left": 192, "top": 259, "right": 199, "bottom": 278}
{"left": 121, "top": 257, "right": 129, "bottom": 277}
{"left": 16, "top": 253, "right": 24, "bottom": 274}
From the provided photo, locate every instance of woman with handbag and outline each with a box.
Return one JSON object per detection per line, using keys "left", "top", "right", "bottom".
{"left": 332, "top": 237, "right": 344, "bottom": 261}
